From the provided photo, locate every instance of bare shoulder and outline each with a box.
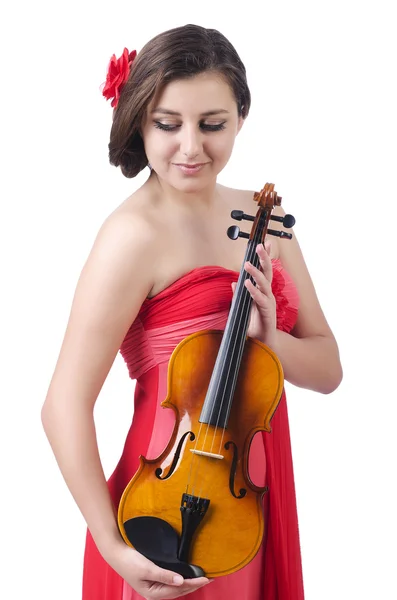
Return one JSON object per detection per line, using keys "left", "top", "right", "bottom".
{"left": 43, "top": 189, "right": 158, "bottom": 411}
{"left": 86, "top": 191, "right": 158, "bottom": 298}
{"left": 218, "top": 183, "right": 256, "bottom": 210}
{"left": 101, "top": 189, "right": 157, "bottom": 250}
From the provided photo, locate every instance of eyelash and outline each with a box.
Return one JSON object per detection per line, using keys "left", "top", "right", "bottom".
{"left": 154, "top": 121, "right": 226, "bottom": 132}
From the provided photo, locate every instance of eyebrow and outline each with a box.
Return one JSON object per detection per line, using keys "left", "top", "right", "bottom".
{"left": 151, "top": 108, "right": 230, "bottom": 117}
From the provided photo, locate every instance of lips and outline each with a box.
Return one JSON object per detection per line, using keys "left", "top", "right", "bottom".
{"left": 174, "top": 163, "right": 206, "bottom": 167}
{"left": 173, "top": 162, "right": 208, "bottom": 175}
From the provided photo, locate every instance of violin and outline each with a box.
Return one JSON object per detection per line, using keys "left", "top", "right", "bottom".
{"left": 117, "top": 183, "right": 295, "bottom": 579}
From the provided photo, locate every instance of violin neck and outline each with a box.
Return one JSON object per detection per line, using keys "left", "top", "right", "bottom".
{"left": 199, "top": 238, "right": 261, "bottom": 428}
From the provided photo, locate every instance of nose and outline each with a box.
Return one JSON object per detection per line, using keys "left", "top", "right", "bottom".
{"left": 179, "top": 124, "right": 202, "bottom": 159}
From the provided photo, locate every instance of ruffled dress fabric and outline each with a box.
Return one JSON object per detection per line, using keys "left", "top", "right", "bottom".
{"left": 82, "top": 260, "right": 304, "bottom": 599}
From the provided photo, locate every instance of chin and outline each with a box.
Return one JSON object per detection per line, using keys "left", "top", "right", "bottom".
{"left": 153, "top": 164, "right": 219, "bottom": 192}
{"left": 174, "top": 177, "right": 213, "bottom": 194}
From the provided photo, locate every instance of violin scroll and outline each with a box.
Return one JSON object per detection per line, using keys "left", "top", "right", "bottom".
{"left": 227, "top": 183, "right": 295, "bottom": 243}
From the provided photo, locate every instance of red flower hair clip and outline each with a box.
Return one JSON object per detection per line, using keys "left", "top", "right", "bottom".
{"left": 100, "top": 47, "right": 137, "bottom": 108}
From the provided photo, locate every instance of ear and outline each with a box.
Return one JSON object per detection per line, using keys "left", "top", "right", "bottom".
{"left": 236, "top": 115, "right": 245, "bottom": 135}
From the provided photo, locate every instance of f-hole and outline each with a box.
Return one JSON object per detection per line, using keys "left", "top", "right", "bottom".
{"left": 155, "top": 431, "right": 195, "bottom": 480}
{"left": 224, "top": 441, "right": 247, "bottom": 499}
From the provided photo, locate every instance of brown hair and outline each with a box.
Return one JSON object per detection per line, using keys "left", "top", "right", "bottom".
{"left": 108, "top": 24, "right": 251, "bottom": 178}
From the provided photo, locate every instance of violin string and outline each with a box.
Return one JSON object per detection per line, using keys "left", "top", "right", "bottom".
{"left": 195, "top": 281, "right": 252, "bottom": 500}
{"left": 187, "top": 293, "right": 249, "bottom": 497}
{"left": 216, "top": 240, "right": 260, "bottom": 457}
{"left": 195, "top": 242, "right": 259, "bottom": 500}
{"left": 194, "top": 213, "right": 265, "bottom": 497}
{"left": 185, "top": 211, "right": 268, "bottom": 500}
{"left": 185, "top": 421, "right": 205, "bottom": 496}
{"left": 194, "top": 229, "right": 264, "bottom": 500}
{"left": 183, "top": 367, "right": 230, "bottom": 497}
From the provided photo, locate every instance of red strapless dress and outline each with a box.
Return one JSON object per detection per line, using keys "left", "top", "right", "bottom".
{"left": 82, "top": 261, "right": 304, "bottom": 599}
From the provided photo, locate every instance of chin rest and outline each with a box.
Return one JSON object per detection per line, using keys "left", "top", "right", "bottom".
{"left": 123, "top": 516, "right": 205, "bottom": 578}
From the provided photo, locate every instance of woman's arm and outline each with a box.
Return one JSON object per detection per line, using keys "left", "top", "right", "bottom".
{"left": 273, "top": 206, "right": 343, "bottom": 394}
{"left": 274, "top": 329, "right": 342, "bottom": 394}
{"left": 41, "top": 209, "right": 156, "bottom": 556}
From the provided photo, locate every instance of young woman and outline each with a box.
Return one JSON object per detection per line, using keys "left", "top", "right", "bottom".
{"left": 41, "top": 23, "right": 342, "bottom": 600}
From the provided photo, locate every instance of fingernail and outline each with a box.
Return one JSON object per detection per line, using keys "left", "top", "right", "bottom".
{"left": 173, "top": 575, "right": 184, "bottom": 584}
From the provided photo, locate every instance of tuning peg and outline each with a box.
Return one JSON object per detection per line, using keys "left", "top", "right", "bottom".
{"left": 231, "top": 210, "right": 255, "bottom": 222}
{"left": 267, "top": 229, "right": 293, "bottom": 239}
{"left": 270, "top": 213, "right": 295, "bottom": 228}
{"left": 227, "top": 225, "right": 250, "bottom": 240}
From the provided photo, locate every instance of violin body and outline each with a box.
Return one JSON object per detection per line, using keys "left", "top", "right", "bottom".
{"left": 118, "top": 329, "right": 283, "bottom": 578}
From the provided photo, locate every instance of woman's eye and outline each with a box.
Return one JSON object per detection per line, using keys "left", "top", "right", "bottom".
{"left": 154, "top": 121, "right": 226, "bottom": 132}
{"left": 154, "top": 122, "right": 179, "bottom": 131}
{"left": 201, "top": 122, "right": 226, "bottom": 131}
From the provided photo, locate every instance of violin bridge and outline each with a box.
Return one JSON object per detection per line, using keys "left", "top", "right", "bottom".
{"left": 190, "top": 449, "right": 224, "bottom": 460}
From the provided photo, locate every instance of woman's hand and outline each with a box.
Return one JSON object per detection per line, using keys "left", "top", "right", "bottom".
{"left": 232, "top": 242, "right": 277, "bottom": 350}
{"left": 104, "top": 540, "right": 212, "bottom": 599}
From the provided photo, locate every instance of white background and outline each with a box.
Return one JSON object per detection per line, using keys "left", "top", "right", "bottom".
{"left": 1, "top": 0, "right": 396, "bottom": 598}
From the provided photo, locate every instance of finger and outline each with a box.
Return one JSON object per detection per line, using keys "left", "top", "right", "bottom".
{"left": 149, "top": 577, "right": 211, "bottom": 598}
{"left": 173, "top": 577, "right": 212, "bottom": 594}
{"left": 177, "top": 580, "right": 213, "bottom": 597}
{"left": 145, "top": 565, "right": 184, "bottom": 587}
{"left": 256, "top": 243, "right": 273, "bottom": 284}
{"left": 244, "top": 278, "right": 271, "bottom": 308}
{"left": 244, "top": 261, "right": 272, "bottom": 297}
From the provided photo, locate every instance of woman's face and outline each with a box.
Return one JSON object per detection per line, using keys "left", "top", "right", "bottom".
{"left": 141, "top": 72, "right": 244, "bottom": 193}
